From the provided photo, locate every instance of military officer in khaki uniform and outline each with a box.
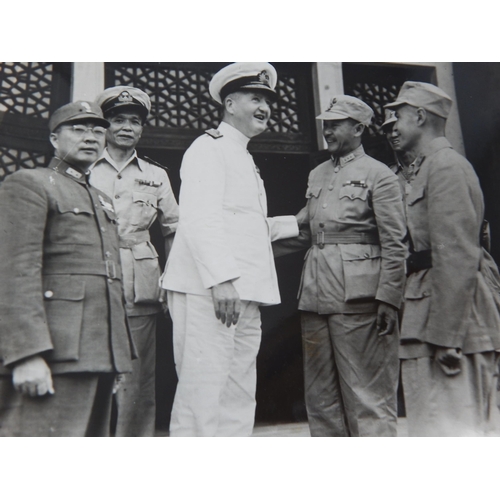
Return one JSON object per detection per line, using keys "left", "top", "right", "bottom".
{"left": 386, "top": 81, "right": 500, "bottom": 436}
{"left": 275, "top": 96, "right": 406, "bottom": 436}
{"left": 0, "top": 101, "right": 135, "bottom": 436}
{"left": 90, "top": 86, "right": 179, "bottom": 437}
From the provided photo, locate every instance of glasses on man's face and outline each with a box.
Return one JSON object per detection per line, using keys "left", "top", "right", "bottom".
{"left": 67, "top": 124, "right": 107, "bottom": 138}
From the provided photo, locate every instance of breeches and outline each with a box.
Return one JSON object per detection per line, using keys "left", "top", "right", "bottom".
{"left": 401, "top": 352, "right": 500, "bottom": 436}
{"left": 168, "top": 291, "right": 262, "bottom": 437}
{"left": 115, "top": 314, "right": 157, "bottom": 437}
{"left": 0, "top": 373, "right": 115, "bottom": 437}
{"left": 301, "top": 311, "right": 399, "bottom": 437}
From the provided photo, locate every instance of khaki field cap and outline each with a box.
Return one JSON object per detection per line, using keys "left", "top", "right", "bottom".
{"left": 49, "top": 101, "right": 110, "bottom": 132}
{"left": 97, "top": 86, "right": 152, "bottom": 121}
{"left": 381, "top": 109, "right": 397, "bottom": 129}
{"left": 209, "top": 62, "right": 278, "bottom": 105}
{"left": 384, "top": 81, "right": 453, "bottom": 118}
{"left": 316, "top": 95, "right": 374, "bottom": 126}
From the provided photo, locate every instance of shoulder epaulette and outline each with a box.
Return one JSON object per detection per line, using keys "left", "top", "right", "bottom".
{"left": 140, "top": 156, "right": 169, "bottom": 171}
{"left": 205, "top": 128, "right": 223, "bottom": 139}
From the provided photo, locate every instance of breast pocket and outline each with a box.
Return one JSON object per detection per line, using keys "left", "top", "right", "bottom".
{"left": 305, "top": 185, "right": 322, "bottom": 219}
{"left": 131, "top": 242, "right": 161, "bottom": 303}
{"left": 338, "top": 185, "right": 369, "bottom": 221}
{"left": 406, "top": 186, "right": 425, "bottom": 207}
{"left": 43, "top": 275, "right": 85, "bottom": 362}
{"left": 49, "top": 199, "right": 97, "bottom": 246}
{"left": 340, "top": 244, "right": 381, "bottom": 302}
{"left": 130, "top": 191, "right": 158, "bottom": 227}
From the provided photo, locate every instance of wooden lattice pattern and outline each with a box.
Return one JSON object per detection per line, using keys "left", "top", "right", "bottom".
{"left": 349, "top": 82, "right": 400, "bottom": 137}
{"left": 0, "top": 147, "right": 47, "bottom": 183}
{"left": 108, "top": 64, "right": 301, "bottom": 134}
{"left": 0, "top": 62, "right": 55, "bottom": 119}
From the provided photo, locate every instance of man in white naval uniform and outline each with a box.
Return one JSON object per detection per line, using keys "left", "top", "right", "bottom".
{"left": 162, "top": 62, "right": 299, "bottom": 436}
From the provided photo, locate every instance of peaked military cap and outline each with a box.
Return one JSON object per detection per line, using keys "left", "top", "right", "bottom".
{"left": 381, "top": 109, "right": 397, "bottom": 129}
{"left": 384, "top": 81, "right": 453, "bottom": 118}
{"left": 316, "top": 95, "right": 374, "bottom": 126}
{"left": 49, "top": 101, "right": 109, "bottom": 132}
{"left": 209, "top": 62, "right": 278, "bottom": 105}
{"left": 96, "top": 86, "right": 151, "bottom": 121}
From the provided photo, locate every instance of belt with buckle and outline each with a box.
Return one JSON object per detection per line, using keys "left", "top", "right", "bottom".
{"left": 313, "top": 231, "right": 380, "bottom": 249}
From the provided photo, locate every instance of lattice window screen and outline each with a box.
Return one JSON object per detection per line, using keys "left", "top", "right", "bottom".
{"left": 348, "top": 82, "right": 399, "bottom": 137}
{"left": 107, "top": 64, "right": 301, "bottom": 135}
{"left": 0, "top": 147, "right": 47, "bottom": 183}
{"left": 0, "top": 63, "right": 55, "bottom": 119}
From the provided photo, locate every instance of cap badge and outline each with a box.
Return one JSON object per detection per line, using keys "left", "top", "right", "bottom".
{"left": 326, "top": 97, "right": 337, "bottom": 111}
{"left": 80, "top": 102, "right": 92, "bottom": 113}
{"left": 258, "top": 70, "right": 270, "bottom": 87}
{"left": 118, "top": 91, "right": 133, "bottom": 103}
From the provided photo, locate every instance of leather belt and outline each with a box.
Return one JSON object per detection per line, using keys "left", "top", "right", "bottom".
{"left": 313, "top": 231, "right": 380, "bottom": 249}
{"left": 119, "top": 230, "right": 150, "bottom": 249}
{"left": 43, "top": 258, "right": 122, "bottom": 281}
{"left": 406, "top": 249, "right": 432, "bottom": 276}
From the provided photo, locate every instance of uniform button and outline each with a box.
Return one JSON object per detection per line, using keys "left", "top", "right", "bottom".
{"left": 105, "top": 251, "right": 112, "bottom": 258}
{"left": 44, "top": 290, "right": 54, "bottom": 298}
{"left": 117, "top": 175, "right": 122, "bottom": 179}
{"left": 363, "top": 253, "right": 370, "bottom": 258}
{"left": 73, "top": 208, "right": 80, "bottom": 214}
{"left": 115, "top": 195, "right": 120, "bottom": 199}
{"left": 322, "top": 203, "right": 327, "bottom": 209}
{"left": 328, "top": 185, "right": 334, "bottom": 190}
{"left": 107, "top": 278, "right": 113, "bottom": 284}
{"left": 101, "top": 227, "right": 106, "bottom": 232}
{"left": 319, "top": 223, "right": 325, "bottom": 228}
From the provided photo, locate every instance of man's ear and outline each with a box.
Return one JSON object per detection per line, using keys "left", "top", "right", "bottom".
{"left": 416, "top": 107, "right": 427, "bottom": 127}
{"left": 224, "top": 96, "right": 236, "bottom": 116}
{"left": 353, "top": 122, "right": 365, "bottom": 137}
{"left": 49, "top": 132, "right": 58, "bottom": 151}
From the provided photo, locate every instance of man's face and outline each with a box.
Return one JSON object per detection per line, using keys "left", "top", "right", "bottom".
{"left": 384, "top": 124, "right": 403, "bottom": 152}
{"left": 323, "top": 119, "right": 360, "bottom": 157}
{"left": 391, "top": 104, "right": 420, "bottom": 152}
{"left": 105, "top": 111, "right": 143, "bottom": 150}
{"left": 227, "top": 91, "right": 272, "bottom": 138}
{"left": 50, "top": 120, "right": 106, "bottom": 170}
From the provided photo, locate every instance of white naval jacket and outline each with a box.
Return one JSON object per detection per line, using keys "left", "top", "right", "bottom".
{"left": 162, "top": 121, "right": 298, "bottom": 305}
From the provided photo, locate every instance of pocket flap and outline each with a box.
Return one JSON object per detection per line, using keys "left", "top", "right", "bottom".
{"left": 131, "top": 241, "right": 159, "bottom": 260}
{"left": 306, "top": 185, "right": 322, "bottom": 199}
{"left": 339, "top": 185, "right": 368, "bottom": 201}
{"left": 43, "top": 275, "right": 85, "bottom": 301}
{"left": 56, "top": 200, "right": 94, "bottom": 215}
{"left": 407, "top": 186, "right": 425, "bottom": 206}
{"left": 404, "top": 271, "right": 431, "bottom": 299}
{"left": 133, "top": 191, "right": 158, "bottom": 207}
{"left": 340, "top": 244, "right": 381, "bottom": 261}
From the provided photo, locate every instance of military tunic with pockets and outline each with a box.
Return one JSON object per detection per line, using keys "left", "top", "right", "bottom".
{"left": 0, "top": 158, "right": 135, "bottom": 374}
{"left": 275, "top": 144, "right": 406, "bottom": 436}
{"left": 90, "top": 149, "right": 178, "bottom": 436}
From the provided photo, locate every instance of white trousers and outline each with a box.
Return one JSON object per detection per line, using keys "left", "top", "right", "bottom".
{"left": 167, "top": 291, "right": 262, "bottom": 436}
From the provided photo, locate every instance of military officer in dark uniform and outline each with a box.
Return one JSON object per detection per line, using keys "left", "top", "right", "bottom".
{"left": 275, "top": 95, "right": 406, "bottom": 436}
{"left": 0, "top": 101, "right": 136, "bottom": 437}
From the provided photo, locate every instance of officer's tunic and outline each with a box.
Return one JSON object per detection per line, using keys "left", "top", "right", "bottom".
{"left": 163, "top": 121, "right": 298, "bottom": 436}
{"left": 276, "top": 145, "right": 406, "bottom": 436}
{"left": 90, "top": 149, "right": 178, "bottom": 436}
{"left": 0, "top": 158, "right": 135, "bottom": 436}
{"left": 399, "top": 137, "right": 500, "bottom": 436}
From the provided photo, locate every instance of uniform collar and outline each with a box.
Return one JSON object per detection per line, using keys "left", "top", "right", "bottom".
{"left": 92, "top": 148, "right": 142, "bottom": 173}
{"left": 218, "top": 121, "right": 251, "bottom": 149}
{"left": 50, "top": 157, "right": 89, "bottom": 185}
{"left": 412, "top": 137, "right": 451, "bottom": 177}
{"left": 331, "top": 144, "right": 365, "bottom": 168}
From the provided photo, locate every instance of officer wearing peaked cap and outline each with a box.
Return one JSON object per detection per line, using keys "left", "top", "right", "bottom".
{"left": 274, "top": 94, "right": 407, "bottom": 437}
{"left": 385, "top": 81, "right": 500, "bottom": 436}
{"left": 162, "top": 62, "right": 299, "bottom": 436}
{"left": 90, "top": 86, "right": 179, "bottom": 437}
{"left": 0, "top": 101, "right": 136, "bottom": 436}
